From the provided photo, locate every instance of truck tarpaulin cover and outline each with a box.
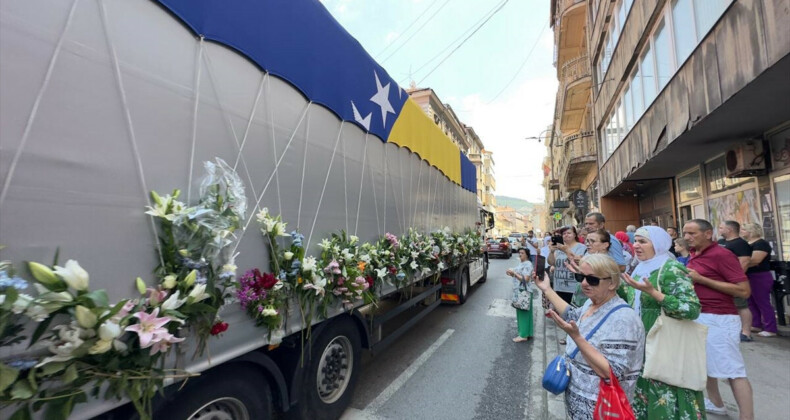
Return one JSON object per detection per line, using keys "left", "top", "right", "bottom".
{"left": 157, "top": 0, "right": 476, "bottom": 193}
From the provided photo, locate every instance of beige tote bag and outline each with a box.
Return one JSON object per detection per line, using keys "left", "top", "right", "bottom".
{"left": 642, "top": 263, "right": 708, "bottom": 391}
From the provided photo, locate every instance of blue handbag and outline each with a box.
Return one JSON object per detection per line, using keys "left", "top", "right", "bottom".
{"left": 542, "top": 304, "right": 630, "bottom": 395}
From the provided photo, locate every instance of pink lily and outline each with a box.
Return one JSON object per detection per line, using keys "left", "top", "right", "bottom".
{"left": 148, "top": 331, "right": 185, "bottom": 355}
{"left": 125, "top": 308, "right": 171, "bottom": 348}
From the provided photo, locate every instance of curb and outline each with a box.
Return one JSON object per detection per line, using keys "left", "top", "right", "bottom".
{"left": 527, "top": 291, "right": 567, "bottom": 420}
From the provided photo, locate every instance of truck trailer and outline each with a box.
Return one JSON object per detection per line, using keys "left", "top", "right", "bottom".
{"left": 0, "top": 0, "right": 490, "bottom": 418}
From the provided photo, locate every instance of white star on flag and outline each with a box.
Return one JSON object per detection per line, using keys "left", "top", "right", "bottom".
{"left": 370, "top": 71, "right": 395, "bottom": 128}
{"left": 351, "top": 100, "right": 371, "bottom": 131}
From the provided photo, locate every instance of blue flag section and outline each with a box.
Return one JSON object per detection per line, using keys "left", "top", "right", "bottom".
{"left": 155, "top": 0, "right": 475, "bottom": 194}
{"left": 156, "top": 0, "right": 409, "bottom": 141}
{"left": 460, "top": 152, "right": 477, "bottom": 193}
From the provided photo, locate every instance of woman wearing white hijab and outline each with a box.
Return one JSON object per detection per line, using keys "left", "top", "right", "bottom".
{"left": 620, "top": 226, "right": 704, "bottom": 419}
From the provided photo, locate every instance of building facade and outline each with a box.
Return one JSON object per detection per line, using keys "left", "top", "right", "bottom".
{"left": 407, "top": 86, "right": 498, "bottom": 215}
{"left": 585, "top": 0, "right": 790, "bottom": 259}
{"left": 407, "top": 87, "right": 472, "bottom": 153}
{"left": 547, "top": 0, "right": 600, "bottom": 229}
{"left": 481, "top": 151, "right": 497, "bottom": 212}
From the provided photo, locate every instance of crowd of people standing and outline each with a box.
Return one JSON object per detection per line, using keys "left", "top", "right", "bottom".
{"left": 505, "top": 211, "right": 779, "bottom": 420}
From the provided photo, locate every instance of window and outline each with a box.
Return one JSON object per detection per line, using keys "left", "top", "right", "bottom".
{"left": 653, "top": 18, "right": 674, "bottom": 90}
{"left": 623, "top": 86, "right": 633, "bottom": 131}
{"left": 617, "top": 101, "right": 628, "bottom": 140}
{"left": 706, "top": 156, "right": 751, "bottom": 194}
{"left": 641, "top": 46, "right": 657, "bottom": 105}
{"left": 694, "top": 0, "right": 731, "bottom": 40}
{"left": 774, "top": 174, "right": 790, "bottom": 261}
{"left": 677, "top": 169, "right": 702, "bottom": 202}
{"left": 672, "top": 0, "right": 697, "bottom": 64}
{"left": 631, "top": 67, "right": 644, "bottom": 117}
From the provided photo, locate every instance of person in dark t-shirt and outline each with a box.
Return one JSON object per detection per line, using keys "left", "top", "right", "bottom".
{"left": 740, "top": 222, "right": 777, "bottom": 337}
{"left": 718, "top": 220, "right": 753, "bottom": 342}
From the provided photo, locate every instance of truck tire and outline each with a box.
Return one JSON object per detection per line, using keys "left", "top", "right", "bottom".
{"left": 290, "top": 318, "right": 362, "bottom": 420}
{"left": 157, "top": 365, "right": 273, "bottom": 420}
{"left": 458, "top": 269, "right": 470, "bottom": 304}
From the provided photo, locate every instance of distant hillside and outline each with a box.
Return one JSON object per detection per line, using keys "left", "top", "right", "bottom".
{"left": 495, "top": 196, "right": 540, "bottom": 213}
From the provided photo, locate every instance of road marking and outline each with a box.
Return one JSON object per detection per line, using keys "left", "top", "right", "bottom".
{"left": 340, "top": 407, "right": 384, "bottom": 420}
{"left": 364, "top": 328, "right": 455, "bottom": 413}
{"left": 487, "top": 298, "right": 517, "bottom": 318}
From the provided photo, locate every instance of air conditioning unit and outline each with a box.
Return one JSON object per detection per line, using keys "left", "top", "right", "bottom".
{"left": 726, "top": 141, "right": 766, "bottom": 178}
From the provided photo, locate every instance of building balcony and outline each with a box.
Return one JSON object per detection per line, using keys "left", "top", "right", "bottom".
{"left": 553, "top": 0, "right": 587, "bottom": 70}
{"left": 555, "top": 54, "right": 591, "bottom": 133}
{"left": 560, "top": 131, "right": 597, "bottom": 190}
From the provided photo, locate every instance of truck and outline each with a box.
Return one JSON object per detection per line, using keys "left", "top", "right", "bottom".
{"left": 0, "top": 0, "right": 491, "bottom": 419}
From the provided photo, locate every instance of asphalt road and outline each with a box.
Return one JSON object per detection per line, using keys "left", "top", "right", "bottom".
{"left": 341, "top": 255, "right": 535, "bottom": 420}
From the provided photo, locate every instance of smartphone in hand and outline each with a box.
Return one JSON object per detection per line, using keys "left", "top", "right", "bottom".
{"left": 533, "top": 255, "right": 546, "bottom": 279}
{"left": 551, "top": 235, "right": 564, "bottom": 245}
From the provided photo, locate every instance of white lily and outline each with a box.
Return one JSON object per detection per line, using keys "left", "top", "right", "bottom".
{"left": 12, "top": 293, "right": 33, "bottom": 314}
{"left": 25, "top": 304, "right": 49, "bottom": 322}
{"left": 161, "top": 290, "right": 187, "bottom": 310}
{"left": 53, "top": 260, "right": 89, "bottom": 291}
{"left": 188, "top": 283, "right": 211, "bottom": 302}
{"left": 374, "top": 268, "right": 388, "bottom": 279}
{"left": 75, "top": 305, "right": 97, "bottom": 329}
{"left": 303, "top": 275, "right": 327, "bottom": 296}
{"left": 89, "top": 339, "right": 112, "bottom": 355}
{"left": 255, "top": 207, "right": 270, "bottom": 224}
{"left": 410, "top": 261, "right": 418, "bottom": 270}
{"left": 350, "top": 235, "right": 359, "bottom": 245}
{"left": 303, "top": 256, "right": 317, "bottom": 273}
{"left": 162, "top": 275, "right": 177, "bottom": 289}
{"left": 98, "top": 321, "right": 122, "bottom": 341}
{"left": 261, "top": 307, "right": 278, "bottom": 317}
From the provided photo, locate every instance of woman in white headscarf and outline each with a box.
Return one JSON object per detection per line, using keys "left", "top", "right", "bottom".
{"left": 619, "top": 226, "right": 704, "bottom": 420}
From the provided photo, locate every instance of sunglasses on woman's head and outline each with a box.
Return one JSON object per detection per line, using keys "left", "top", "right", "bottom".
{"left": 573, "top": 273, "right": 610, "bottom": 286}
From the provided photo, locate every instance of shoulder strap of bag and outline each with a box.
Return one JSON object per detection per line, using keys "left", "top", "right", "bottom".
{"left": 568, "top": 304, "right": 630, "bottom": 358}
{"left": 657, "top": 261, "right": 667, "bottom": 316}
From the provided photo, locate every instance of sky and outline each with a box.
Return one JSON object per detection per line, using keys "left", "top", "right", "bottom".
{"left": 320, "top": 0, "right": 558, "bottom": 202}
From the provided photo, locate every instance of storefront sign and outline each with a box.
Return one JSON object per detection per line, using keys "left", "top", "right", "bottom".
{"left": 572, "top": 190, "right": 588, "bottom": 210}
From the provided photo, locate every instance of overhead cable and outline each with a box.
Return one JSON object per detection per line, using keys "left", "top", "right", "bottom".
{"left": 417, "top": 0, "right": 510, "bottom": 85}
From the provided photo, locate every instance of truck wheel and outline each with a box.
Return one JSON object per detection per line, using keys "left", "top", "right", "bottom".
{"left": 290, "top": 318, "right": 362, "bottom": 420}
{"left": 458, "top": 269, "right": 470, "bottom": 304}
{"left": 158, "top": 365, "right": 272, "bottom": 420}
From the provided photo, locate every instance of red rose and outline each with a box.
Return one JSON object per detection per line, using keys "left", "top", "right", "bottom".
{"left": 388, "top": 266, "right": 397, "bottom": 275}
{"left": 365, "top": 276, "right": 374, "bottom": 288}
{"left": 210, "top": 321, "right": 229, "bottom": 335}
{"left": 259, "top": 272, "right": 278, "bottom": 289}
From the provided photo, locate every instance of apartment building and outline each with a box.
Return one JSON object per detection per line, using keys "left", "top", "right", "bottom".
{"left": 547, "top": 0, "right": 599, "bottom": 228}
{"left": 588, "top": 0, "right": 790, "bottom": 259}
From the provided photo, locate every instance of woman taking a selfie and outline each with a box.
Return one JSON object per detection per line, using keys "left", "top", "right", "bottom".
{"left": 506, "top": 248, "right": 534, "bottom": 342}
{"left": 536, "top": 254, "right": 645, "bottom": 419}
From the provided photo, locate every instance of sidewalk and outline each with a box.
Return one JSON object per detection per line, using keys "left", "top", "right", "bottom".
{"left": 527, "top": 291, "right": 790, "bottom": 419}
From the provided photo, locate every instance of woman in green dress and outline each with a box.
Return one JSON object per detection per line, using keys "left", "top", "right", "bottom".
{"left": 507, "top": 248, "right": 534, "bottom": 342}
{"left": 620, "top": 226, "right": 705, "bottom": 420}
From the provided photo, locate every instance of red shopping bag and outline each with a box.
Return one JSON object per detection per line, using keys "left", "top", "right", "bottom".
{"left": 593, "top": 368, "right": 635, "bottom": 420}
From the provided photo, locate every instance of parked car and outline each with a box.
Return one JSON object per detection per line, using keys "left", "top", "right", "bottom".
{"left": 487, "top": 237, "right": 513, "bottom": 258}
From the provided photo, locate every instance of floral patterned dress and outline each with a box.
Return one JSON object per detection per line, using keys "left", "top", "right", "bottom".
{"left": 619, "top": 260, "right": 706, "bottom": 420}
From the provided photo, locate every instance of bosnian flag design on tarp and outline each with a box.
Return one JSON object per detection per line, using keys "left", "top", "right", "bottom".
{"left": 155, "top": 0, "right": 476, "bottom": 193}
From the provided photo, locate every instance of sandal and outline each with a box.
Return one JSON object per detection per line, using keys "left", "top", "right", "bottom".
{"left": 513, "top": 336, "right": 530, "bottom": 343}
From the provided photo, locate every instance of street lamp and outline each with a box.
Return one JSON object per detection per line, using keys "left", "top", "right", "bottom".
{"left": 524, "top": 128, "right": 554, "bottom": 143}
